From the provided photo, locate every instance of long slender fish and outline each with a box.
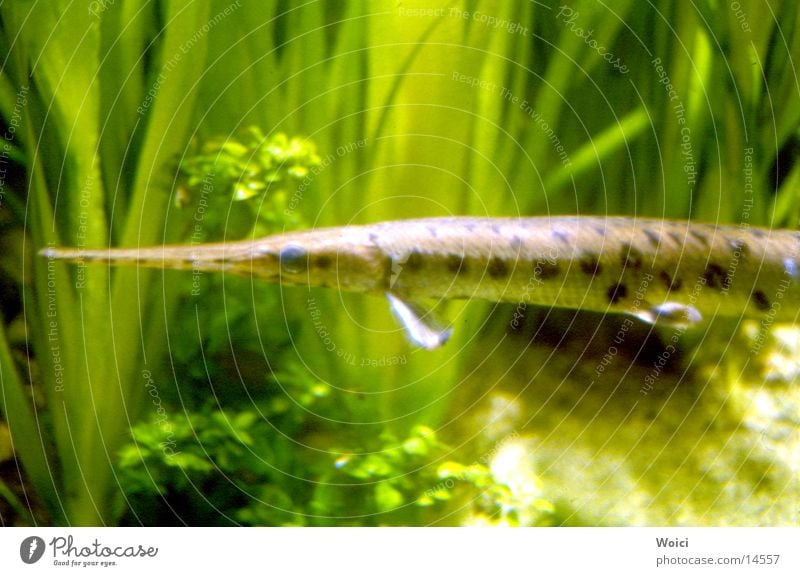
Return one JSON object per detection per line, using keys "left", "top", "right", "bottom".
{"left": 40, "top": 217, "right": 800, "bottom": 348}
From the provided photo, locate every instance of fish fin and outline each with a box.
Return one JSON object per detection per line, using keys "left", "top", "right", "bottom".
{"left": 386, "top": 293, "right": 453, "bottom": 349}
{"left": 633, "top": 302, "right": 702, "bottom": 329}
{"left": 785, "top": 257, "right": 799, "bottom": 282}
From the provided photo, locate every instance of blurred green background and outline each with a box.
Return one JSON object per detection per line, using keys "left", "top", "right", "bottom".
{"left": 0, "top": 0, "right": 799, "bottom": 526}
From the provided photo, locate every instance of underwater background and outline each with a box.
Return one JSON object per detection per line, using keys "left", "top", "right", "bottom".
{"left": 0, "top": 0, "right": 799, "bottom": 526}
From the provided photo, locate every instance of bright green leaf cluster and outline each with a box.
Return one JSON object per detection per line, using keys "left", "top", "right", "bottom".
{"left": 415, "top": 453, "right": 555, "bottom": 526}
{"left": 117, "top": 406, "right": 302, "bottom": 525}
{"left": 173, "top": 128, "right": 318, "bottom": 240}
{"left": 116, "top": 365, "right": 336, "bottom": 526}
{"left": 180, "top": 127, "right": 321, "bottom": 203}
{"left": 332, "top": 425, "right": 446, "bottom": 514}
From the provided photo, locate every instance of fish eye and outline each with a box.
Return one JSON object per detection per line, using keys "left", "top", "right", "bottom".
{"left": 279, "top": 244, "right": 308, "bottom": 274}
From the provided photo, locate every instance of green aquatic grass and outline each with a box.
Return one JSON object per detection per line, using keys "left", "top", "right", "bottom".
{"left": 0, "top": 1, "right": 214, "bottom": 524}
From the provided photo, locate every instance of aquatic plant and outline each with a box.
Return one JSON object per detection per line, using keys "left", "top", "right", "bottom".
{"left": 0, "top": 0, "right": 798, "bottom": 526}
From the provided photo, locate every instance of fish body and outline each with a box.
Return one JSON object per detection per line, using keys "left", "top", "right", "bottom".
{"left": 40, "top": 217, "right": 800, "bottom": 347}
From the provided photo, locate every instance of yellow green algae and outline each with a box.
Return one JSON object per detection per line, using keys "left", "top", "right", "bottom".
{"left": 447, "top": 311, "right": 800, "bottom": 526}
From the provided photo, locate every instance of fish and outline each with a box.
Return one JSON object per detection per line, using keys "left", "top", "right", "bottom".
{"left": 39, "top": 216, "right": 800, "bottom": 348}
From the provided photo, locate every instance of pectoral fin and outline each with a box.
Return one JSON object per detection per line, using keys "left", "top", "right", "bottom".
{"left": 633, "top": 302, "right": 702, "bottom": 329}
{"left": 386, "top": 293, "right": 453, "bottom": 349}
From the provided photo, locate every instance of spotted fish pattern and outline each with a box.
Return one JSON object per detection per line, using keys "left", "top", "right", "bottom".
{"left": 40, "top": 217, "right": 800, "bottom": 348}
